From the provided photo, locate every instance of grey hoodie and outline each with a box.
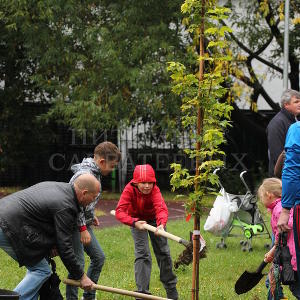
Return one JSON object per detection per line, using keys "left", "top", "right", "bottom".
{"left": 70, "top": 157, "right": 102, "bottom": 228}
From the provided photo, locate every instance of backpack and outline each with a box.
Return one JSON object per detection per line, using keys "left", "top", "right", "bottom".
{"left": 39, "top": 258, "right": 63, "bottom": 300}
{"left": 276, "top": 232, "right": 296, "bottom": 285}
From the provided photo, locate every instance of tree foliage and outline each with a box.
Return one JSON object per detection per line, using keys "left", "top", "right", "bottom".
{"left": 0, "top": 1, "right": 56, "bottom": 166}
{"left": 2, "top": 0, "right": 298, "bottom": 136}
{"left": 1, "top": 0, "right": 298, "bottom": 179}
{"left": 1, "top": 1, "right": 188, "bottom": 132}
{"left": 224, "top": 0, "right": 300, "bottom": 110}
{"left": 0, "top": 0, "right": 188, "bottom": 171}
{"left": 168, "top": 0, "right": 233, "bottom": 215}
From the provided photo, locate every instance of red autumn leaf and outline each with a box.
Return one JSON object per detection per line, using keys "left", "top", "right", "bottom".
{"left": 186, "top": 213, "right": 192, "bottom": 222}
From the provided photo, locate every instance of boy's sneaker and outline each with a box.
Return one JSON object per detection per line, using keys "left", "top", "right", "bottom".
{"left": 166, "top": 287, "right": 179, "bottom": 300}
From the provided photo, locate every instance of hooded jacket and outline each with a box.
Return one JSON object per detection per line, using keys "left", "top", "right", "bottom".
{"left": 0, "top": 182, "right": 84, "bottom": 279}
{"left": 281, "top": 121, "right": 300, "bottom": 209}
{"left": 70, "top": 157, "right": 102, "bottom": 230}
{"left": 115, "top": 164, "right": 168, "bottom": 227}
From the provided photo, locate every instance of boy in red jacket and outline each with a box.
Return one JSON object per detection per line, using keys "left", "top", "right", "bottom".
{"left": 115, "top": 164, "right": 178, "bottom": 300}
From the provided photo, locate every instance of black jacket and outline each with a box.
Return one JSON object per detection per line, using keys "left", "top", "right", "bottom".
{"left": 0, "top": 182, "right": 83, "bottom": 280}
{"left": 266, "top": 108, "right": 296, "bottom": 176}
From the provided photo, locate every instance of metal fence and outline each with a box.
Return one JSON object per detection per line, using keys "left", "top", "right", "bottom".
{"left": 0, "top": 103, "right": 276, "bottom": 192}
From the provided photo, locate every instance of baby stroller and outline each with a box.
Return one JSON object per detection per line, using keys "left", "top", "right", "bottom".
{"left": 204, "top": 169, "right": 271, "bottom": 252}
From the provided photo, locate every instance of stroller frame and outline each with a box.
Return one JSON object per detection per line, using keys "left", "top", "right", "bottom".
{"left": 214, "top": 169, "right": 271, "bottom": 252}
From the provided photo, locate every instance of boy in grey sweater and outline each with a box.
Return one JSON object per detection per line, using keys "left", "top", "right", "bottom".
{"left": 66, "top": 141, "right": 121, "bottom": 300}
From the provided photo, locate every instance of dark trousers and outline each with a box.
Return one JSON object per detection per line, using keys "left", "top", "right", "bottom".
{"left": 131, "top": 220, "right": 178, "bottom": 299}
{"left": 292, "top": 205, "right": 300, "bottom": 299}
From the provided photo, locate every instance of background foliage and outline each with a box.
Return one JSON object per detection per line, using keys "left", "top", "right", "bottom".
{"left": 224, "top": 0, "right": 300, "bottom": 110}
{"left": 1, "top": 0, "right": 299, "bottom": 184}
{"left": 168, "top": 0, "right": 233, "bottom": 215}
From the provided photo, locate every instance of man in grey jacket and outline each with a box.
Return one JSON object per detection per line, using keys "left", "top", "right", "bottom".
{"left": 0, "top": 173, "right": 100, "bottom": 300}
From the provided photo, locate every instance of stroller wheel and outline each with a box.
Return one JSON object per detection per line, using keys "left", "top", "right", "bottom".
{"left": 264, "top": 244, "right": 271, "bottom": 249}
{"left": 240, "top": 240, "right": 247, "bottom": 246}
{"left": 241, "top": 245, "right": 252, "bottom": 252}
{"left": 244, "top": 229, "right": 253, "bottom": 239}
{"left": 216, "top": 242, "right": 227, "bottom": 249}
{"left": 257, "top": 224, "right": 264, "bottom": 233}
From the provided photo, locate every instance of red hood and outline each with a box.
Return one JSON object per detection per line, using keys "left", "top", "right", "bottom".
{"left": 132, "top": 164, "right": 156, "bottom": 183}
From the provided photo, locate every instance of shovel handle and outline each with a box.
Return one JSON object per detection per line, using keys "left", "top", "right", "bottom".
{"left": 256, "top": 260, "right": 268, "bottom": 273}
{"left": 142, "top": 223, "right": 189, "bottom": 246}
{"left": 110, "top": 210, "right": 189, "bottom": 247}
{"left": 63, "top": 279, "right": 171, "bottom": 300}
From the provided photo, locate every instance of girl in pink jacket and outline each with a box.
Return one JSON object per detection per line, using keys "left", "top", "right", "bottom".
{"left": 116, "top": 164, "right": 178, "bottom": 300}
{"left": 258, "top": 178, "right": 300, "bottom": 299}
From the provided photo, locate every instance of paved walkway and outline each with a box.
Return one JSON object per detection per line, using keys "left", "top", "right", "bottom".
{"left": 96, "top": 200, "right": 186, "bottom": 229}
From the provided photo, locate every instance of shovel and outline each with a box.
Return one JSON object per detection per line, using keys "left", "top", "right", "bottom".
{"left": 110, "top": 209, "right": 207, "bottom": 268}
{"left": 235, "top": 259, "right": 268, "bottom": 294}
{"left": 63, "top": 279, "right": 171, "bottom": 300}
{"left": 110, "top": 210, "right": 190, "bottom": 246}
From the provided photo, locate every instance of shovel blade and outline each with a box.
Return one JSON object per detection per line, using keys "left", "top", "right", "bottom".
{"left": 235, "top": 270, "right": 264, "bottom": 295}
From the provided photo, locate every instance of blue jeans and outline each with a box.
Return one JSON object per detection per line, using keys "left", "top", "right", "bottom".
{"left": 0, "top": 228, "right": 51, "bottom": 300}
{"left": 66, "top": 226, "right": 105, "bottom": 300}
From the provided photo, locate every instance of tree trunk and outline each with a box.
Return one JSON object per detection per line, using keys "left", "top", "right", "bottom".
{"left": 192, "top": 0, "right": 205, "bottom": 299}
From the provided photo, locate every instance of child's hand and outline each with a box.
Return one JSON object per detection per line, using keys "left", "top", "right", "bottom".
{"left": 264, "top": 245, "right": 276, "bottom": 263}
{"left": 135, "top": 220, "right": 147, "bottom": 230}
{"left": 80, "top": 230, "right": 91, "bottom": 245}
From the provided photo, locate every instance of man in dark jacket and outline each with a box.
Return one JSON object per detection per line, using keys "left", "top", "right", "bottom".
{"left": 0, "top": 173, "right": 100, "bottom": 300}
{"left": 267, "top": 89, "right": 300, "bottom": 176}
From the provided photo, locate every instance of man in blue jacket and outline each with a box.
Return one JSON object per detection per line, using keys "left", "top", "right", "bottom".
{"left": 277, "top": 121, "right": 300, "bottom": 279}
{"left": 0, "top": 173, "right": 100, "bottom": 300}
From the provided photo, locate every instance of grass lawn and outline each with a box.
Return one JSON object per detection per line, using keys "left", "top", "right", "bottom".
{"left": 0, "top": 211, "right": 295, "bottom": 299}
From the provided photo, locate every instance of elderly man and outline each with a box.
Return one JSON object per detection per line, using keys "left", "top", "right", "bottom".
{"left": 0, "top": 173, "right": 100, "bottom": 300}
{"left": 267, "top": 89, "right": 300, "bottom": 176}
